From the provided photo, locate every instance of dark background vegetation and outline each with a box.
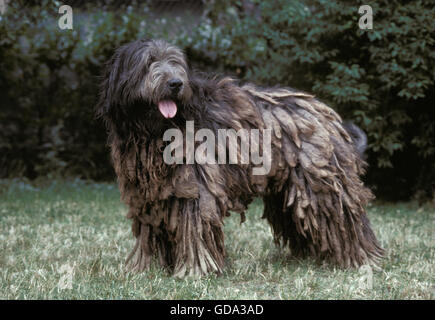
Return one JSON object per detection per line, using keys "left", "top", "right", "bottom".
{"left": 0, "top": 0, "right": 434, "bottom": 201}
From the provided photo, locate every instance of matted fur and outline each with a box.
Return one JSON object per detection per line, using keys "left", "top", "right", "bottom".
{"left": 97, "top": 39, "right": 384, "bottom": 277}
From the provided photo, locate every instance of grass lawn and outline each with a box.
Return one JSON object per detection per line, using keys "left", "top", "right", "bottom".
{"left": 0, "top": 179, "right": 433, "bottom": 299}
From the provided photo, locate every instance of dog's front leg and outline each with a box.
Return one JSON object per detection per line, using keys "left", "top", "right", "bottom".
{"left": 171, "top": 185, "right": 225, "bottom": 278}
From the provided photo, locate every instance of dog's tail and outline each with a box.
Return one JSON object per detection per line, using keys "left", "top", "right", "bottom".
{"left": 343, "top": 121, "right": 368, "bottom": 157}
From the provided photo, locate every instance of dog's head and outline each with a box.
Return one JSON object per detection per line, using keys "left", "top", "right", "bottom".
{"left": 97, "top": 39, "right": 192, "bottom": 127}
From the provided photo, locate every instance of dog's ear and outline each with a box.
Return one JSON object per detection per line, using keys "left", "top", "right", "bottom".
{"left": 96, "top": 40, "right": 152, "bottom": 119}
{"left": 96, "top": 50, "right": 123, "bottom": 119}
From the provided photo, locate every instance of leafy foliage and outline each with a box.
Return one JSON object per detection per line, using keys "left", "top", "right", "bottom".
{"left": 0, "top": 0, "right": 433, "bottom": 199}
{"left": 183, "top": 0, "right": 435, "bottom": 199}
{"left": 0, "top": 0, "right": 161, "bottom": 179}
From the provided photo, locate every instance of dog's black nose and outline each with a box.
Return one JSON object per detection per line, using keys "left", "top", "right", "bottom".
{"left": 168, "top": 78, "right": 183, "bottom": 92}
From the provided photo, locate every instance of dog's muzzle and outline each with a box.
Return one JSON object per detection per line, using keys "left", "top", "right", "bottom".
{"left": 168, "top": 78, "right": 183, "bottom": 94}
{"left": 157, "top": 78, "right": 184, "bottom": 119}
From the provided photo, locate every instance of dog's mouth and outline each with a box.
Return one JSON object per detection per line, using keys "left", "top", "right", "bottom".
{"left": 158, "top": 100, "right": 177, "bottom": 119}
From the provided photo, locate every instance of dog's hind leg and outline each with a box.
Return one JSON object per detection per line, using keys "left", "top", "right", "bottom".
{"left": 258, "top": 96, "right": 383, "bottom": 268}
{"left": 264, "top": 165, "right": 384, "bottom": 268}
{"left": 263, "top": 191, "right": 315, "bottom": 260}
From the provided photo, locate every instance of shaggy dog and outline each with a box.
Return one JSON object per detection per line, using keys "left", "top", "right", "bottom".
{"left": 97, "top": 39, "right": 384, "bottom": 277}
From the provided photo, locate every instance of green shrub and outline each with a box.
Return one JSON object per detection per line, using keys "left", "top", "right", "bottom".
{"left": 182, "top": 0, "right": 435, "bottom": 199}
{"left": 0, "top": 0, "right": 162, "bottom": 179}
{"left": 0, "top": 0, "right": 433, "bottom": 199}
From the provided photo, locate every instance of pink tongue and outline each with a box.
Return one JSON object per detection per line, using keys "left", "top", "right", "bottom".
{"left": 158, "top": 100, "right": 177, "bottom": 118}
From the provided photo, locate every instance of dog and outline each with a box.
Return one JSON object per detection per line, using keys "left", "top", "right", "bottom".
{"left": 97, "top": 39, "right": 384, "bottom": 277}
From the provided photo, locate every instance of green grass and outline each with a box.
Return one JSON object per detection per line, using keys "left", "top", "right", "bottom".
{"left": 0, "top": 179, "right": 433, "bottom": 299}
